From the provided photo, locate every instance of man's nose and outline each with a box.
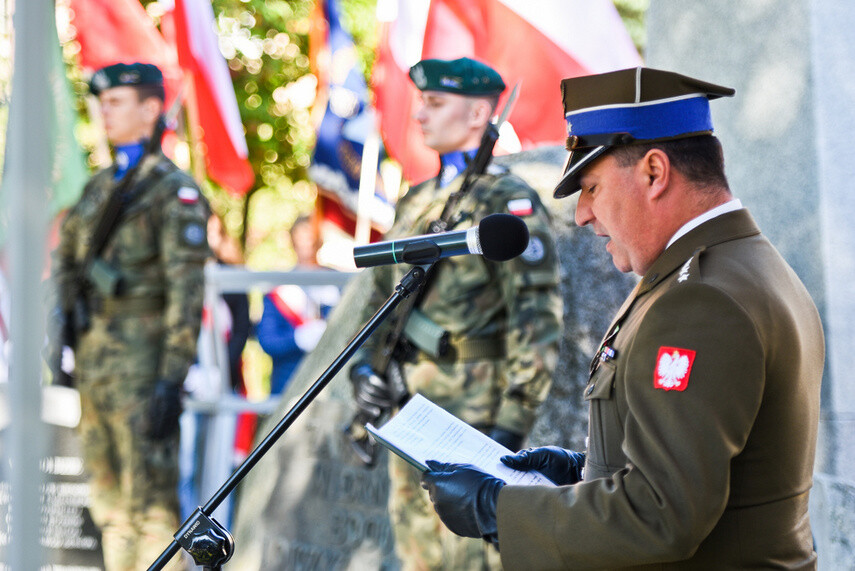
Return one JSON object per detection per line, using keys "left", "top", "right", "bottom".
{"left": 574, "top": 192, "right": 593, "bottom": 227}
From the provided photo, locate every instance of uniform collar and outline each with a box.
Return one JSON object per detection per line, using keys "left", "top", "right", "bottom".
{"left": 602, "top": 209, "right": 761, "bottom": 337}
{"left": 666, "top": 198, "right": 743, "bottom": 249}
{"left": 638, "top": 208, "right": 760, "bottom": 294}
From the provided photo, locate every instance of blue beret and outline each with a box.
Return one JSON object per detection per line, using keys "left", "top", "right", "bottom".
{"left": 554, "top": 67, "right": 735, "bottom": 198}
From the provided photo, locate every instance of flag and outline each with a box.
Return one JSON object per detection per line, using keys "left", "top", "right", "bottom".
{"left": 68, "top": 0, "right": 182, "bottom": 107}
{"left": 171, "top": 0, "right": 255, "bottom": 195}
{"left": 309, "top": 0, "right": 392, "bottom": 241}
{"left": 48, "top": 28, "right": 88, "bottom": 218}
{"left": 67, "top": 0, "right": 254, "bottom": 195}
{"left": 373, "top": 0, "right": 643, "bottom": 185}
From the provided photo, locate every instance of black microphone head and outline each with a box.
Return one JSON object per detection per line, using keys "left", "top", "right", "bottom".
{"left": 478, "top": 213, "right": 530, "bottom": 262}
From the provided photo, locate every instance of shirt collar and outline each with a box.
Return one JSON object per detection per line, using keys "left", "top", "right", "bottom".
{"left": 113, "top": 141, "right": 146, "bottom": 180}
{"left": 438, "top": 148, "right": 477, "bottom": 188}
{"left": 666, "top": 198, "right": 743, "bottom": 249}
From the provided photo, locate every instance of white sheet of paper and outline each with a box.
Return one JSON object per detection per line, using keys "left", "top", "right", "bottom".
{"left": 367, "top": 393, "right": 554, "bottom": 486}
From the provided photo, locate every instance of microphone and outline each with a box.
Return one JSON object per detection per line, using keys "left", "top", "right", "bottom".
{"left": 353, "top": 213, "right": 530, "bottom": 268}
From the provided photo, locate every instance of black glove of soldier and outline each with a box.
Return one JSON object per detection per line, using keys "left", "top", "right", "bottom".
{"left": 45, "top": 306, "right": 75, "bottom": 387}
{"left": 142, "top": 379, "right": 182, "bottom": 440}
{"left": 350, "top": 363, "right": 395, "bottom": 420}
{"left": 421, "top": 460, "right": 504, "bottom": 548}
{"left": 488, "top": 427, "right": 524, "bottom": 452}
{"left": 501, "top": 446, "right": 586, "bottom": 485}
{"left": 346, "top": 363, "right": 394, "bottom": 467}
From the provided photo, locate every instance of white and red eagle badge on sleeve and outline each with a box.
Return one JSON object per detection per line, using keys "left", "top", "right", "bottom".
{"left": 654, "top": 347, "right": 696, "bottom": 391}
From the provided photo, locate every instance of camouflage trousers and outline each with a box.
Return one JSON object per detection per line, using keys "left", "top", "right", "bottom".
{"left": 78, "top": 374, "right": 183, "bottom": 571}
{"left": 388, "top": 454, "right": 502, "bottom": 571}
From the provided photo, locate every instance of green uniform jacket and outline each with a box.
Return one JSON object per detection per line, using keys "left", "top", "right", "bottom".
{"left": 357, "top": 167, "right": 562, "bottom": 435}
{"left": 53, "top": 152, "right": 211, "bottom": 383}
{"left": 497, "top": 209, "right": 824, "bottom": 569}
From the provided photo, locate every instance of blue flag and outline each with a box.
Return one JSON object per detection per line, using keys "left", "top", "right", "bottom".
{"left": 309, "top": 0, "right": 391, "bottom": 237}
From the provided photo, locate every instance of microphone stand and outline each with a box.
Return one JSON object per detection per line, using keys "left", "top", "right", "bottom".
{"left": 148, "top": 265, "right": 429, "bottom": 570}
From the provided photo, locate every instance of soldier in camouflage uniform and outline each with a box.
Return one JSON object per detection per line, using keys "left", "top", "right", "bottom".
{"left": 350, "top": 58, "right": 562, "bottom": 570}
{"left": 50, "top": 63, "right": 210, "bottom": 571}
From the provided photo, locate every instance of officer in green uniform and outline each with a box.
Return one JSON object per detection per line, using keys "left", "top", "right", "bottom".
{"left": 350, "top": 57, "right": 562, "bottom": 570}
{"left": 51, "top": 63, "right": 210, "bottom": 571}
{"left": 421, "top": 67, "right": 825, "bottom": 569}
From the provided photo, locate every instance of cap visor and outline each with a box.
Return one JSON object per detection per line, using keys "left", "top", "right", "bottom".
{"left": 553, "top": 145, "right": 610, "bottom": 198}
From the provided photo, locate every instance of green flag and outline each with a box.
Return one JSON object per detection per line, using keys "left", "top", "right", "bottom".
{"left": 47, "top": 35, "right": 87, "bottom": 218}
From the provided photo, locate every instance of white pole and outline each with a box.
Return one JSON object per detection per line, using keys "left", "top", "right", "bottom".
{"left": 4, "top": 0, "right": 52, "bottom": 567}
{"left": 354, "top": 126, "right": 380, "bottom": 245}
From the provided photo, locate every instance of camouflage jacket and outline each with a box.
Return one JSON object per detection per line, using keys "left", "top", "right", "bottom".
{"left": 358, "top": 167, "right": 562, "bottom": 436}
{"left": 52, "top": 152, "right": 211, "bottom": 382}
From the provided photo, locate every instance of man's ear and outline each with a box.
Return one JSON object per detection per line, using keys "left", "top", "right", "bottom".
{"left": 640, "top": 148, "right": 671, "bottom": 200}
{"left": 142, "top": 97, "right": 164, "bottom": 128}
{"left": 468, "top": 98, "right": 493, "bottom": 129}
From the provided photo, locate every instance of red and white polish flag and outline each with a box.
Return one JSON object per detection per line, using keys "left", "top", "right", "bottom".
{"left": 373, "top": 0, "right": 643, "bottom": 185}
{"left": 171, "top": 0, "right": 255, "bottom": 195}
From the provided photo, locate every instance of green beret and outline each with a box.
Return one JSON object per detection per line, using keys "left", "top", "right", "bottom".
{"left": 409, "top": 57, "right": 505, "bottom": 96}
{"left": 89, "top": 62, "right": 164, "bottom": 96}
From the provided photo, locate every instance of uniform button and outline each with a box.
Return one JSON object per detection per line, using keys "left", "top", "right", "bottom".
{"left": 586, "top": 384, "right": 595, "bottom": 396}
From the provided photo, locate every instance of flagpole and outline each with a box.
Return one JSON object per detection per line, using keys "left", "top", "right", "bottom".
{"left": 355, "top": 124, "right": 380, "bottom": 245}
{"left": 182, "top": 71, "right": 208, "bottom": 184}
{"left": 5, "top": 0, "right": 52, "bottom": 566}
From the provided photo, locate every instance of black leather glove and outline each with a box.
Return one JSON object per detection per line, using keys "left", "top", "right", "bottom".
{"left": 45, "top": 306, "right": 75, "bottom": 387}
{"left": 501, "top": 446, "right": 586, "bottom": 485}
{"left": 349, "top": 363, "right": 394, "bottom": 420}
{"left": 488, "top": 427, "right": 524, "bottom": 452}
{"left": 421, "top": 460, "right": 504, "bottom": 548}
{"left": 142, "top": 379, "right": 182, "bottom": 440}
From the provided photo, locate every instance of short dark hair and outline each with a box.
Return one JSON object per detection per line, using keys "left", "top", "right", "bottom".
{"left": 483, "top": 93, "right": 501, "bottom": 113}
{"left": 133, "top": 83, "right": 165, "bottom": 103}
{"left": 611, "top": 135, "right": 729, "bottom": 191}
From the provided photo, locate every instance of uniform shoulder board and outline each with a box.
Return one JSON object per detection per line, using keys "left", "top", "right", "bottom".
{"left": 154, "top": 162, "right": 175, "bottom": 176}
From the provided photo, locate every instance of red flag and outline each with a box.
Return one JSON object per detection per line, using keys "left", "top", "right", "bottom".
{"left": 170, "top": 0, "right": 255, "bottom": 195}
{"left": 68, "top": 0, "right": 182, "bottom": 108}
{"left": 373, "top": 0, "right": 643, "bottom": 185}
{"left": 68, "top": 0, "right": 254, "bottom": 195}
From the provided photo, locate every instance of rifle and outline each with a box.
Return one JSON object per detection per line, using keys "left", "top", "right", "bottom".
{"left": 47, "top": 94, "right": 182, "bottom": 384}
{"left": 346, "top": 84, "right": 520, "bottom": 465}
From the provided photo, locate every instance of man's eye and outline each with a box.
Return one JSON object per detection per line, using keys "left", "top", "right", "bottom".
{"left": 586, "top": 184, "right": 597, "bottom": 194}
